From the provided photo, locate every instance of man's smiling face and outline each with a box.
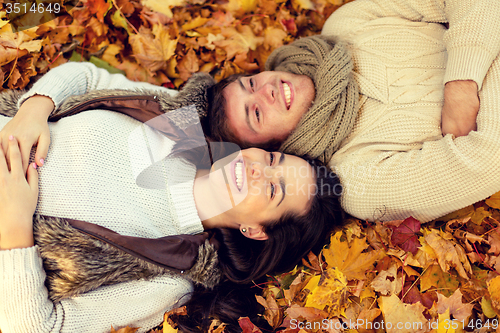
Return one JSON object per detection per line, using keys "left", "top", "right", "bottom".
{"left": 223, "top": 71, "right": 315, "bottom": 146}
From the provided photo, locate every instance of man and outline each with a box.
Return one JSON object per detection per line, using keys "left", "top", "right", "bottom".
{"left": 219, "top": 0, "right": 500, "bottom": 222}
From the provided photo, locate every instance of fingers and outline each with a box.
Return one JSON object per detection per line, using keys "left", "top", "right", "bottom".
{"left": 8, "top": 136, "right": 23, "bottom": 178}
{"left": 0, "top": 138, "right": 8, "bottom": 174}
{"left": 34, "top": 131, "right": 50, "bottom": 167}
{"left": 27, "top": 161, "right": 39, "bottom": 193}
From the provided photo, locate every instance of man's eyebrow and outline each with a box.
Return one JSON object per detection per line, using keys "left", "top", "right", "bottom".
{"left": 277, "top": 153, "right": 286, "bottom": 206}
{"left": 239, "top": 78, "right": 257, "bottom": 134}
{"left": 279, "top": 152, "right": 285, "bottom": 165}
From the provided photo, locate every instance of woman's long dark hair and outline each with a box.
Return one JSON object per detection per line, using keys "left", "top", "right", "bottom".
{"left": 175, "top": 157, "right": 344, "bottom": 332}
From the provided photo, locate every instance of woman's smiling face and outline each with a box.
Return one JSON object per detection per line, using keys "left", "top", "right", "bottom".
{"left": 223, "top": 71, "right": 315, "bottom": 146}
{"left": 207, "top": 148, "right": 316, "bottom": 227}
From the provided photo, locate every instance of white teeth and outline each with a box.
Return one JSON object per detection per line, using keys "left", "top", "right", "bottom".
{"left": 283, "top": 82, "right": 291, "bottom": 109}
{"left": 235, "top": 162, "right": 243, "bottom": 190}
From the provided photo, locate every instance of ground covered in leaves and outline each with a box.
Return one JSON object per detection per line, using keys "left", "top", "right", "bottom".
{"left": 2, "top": 0, "right": 500, "bottom": 332}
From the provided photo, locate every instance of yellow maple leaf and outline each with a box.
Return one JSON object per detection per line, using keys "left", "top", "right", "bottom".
{"left": 378, "top": 294, "right": 428, "bottom": 333}
{"left": 130, "top": 24, "right": 178, "bottom": 72}
{"left": 304, "top": 267, "right": 349, "bottom": 316}
{"left": 487, "top": 275, "right": 500, "bottom": 314}
{"left": 141, "top": 0, "right": 185, "bottom": 18}
{"left": 322, "top": 231, "right": 384, "bottom": 280}
{"left": 486, "top": 191, "right": 500, "bottom": 209}
{"left": 420, "top": 264, "right": 459, "bottom": 297}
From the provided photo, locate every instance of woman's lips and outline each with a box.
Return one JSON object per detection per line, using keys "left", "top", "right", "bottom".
{"left": 233, "top": 159, "right": 245, "bottom": 191}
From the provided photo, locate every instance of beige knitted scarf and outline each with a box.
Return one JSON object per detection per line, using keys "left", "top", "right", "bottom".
{"left": 265, "top": 35, "right": 359, "bottom": 163}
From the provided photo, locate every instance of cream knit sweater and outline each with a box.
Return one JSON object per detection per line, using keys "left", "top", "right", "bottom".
{"left": 323, "top": 0, "right": 500, "bottom": 222}
{"left": 0, "top": 63, "right": 204, "bottom": 333}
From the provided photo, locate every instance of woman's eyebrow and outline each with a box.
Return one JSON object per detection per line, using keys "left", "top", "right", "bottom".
{"left": 238, "top": 78, "right": 257, "bottom": 134}
{"left": 277, "top": 153, "right": 286, "bottom": 206}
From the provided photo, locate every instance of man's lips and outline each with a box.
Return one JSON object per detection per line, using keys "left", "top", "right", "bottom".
{"left": 281, "top": 81, "right": 292, "bottom": 110}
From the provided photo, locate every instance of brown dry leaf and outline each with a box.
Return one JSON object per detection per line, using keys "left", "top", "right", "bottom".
{"left": 488, "top": 231, "right": 500, "bottom": 255}
{"left": 370, "top": 262, "right": 402, "bottom": 296}
{"left": 366, "top": 221, "right": 391, "bottom": 250}
{"left": 208, "top": 319, "right": 226, "bottom": 333}
{"left": 322, "top": 231, "right": 385, "bottom": 280}
{"left": 0, "top": 30, "right": 42, "bottom": 66}
{"left": 177, "top": 48, "right": 199, "bottom": 81}
{"left": 378, "top": 294, "right": 428, "bottom": 333}
{"left": 255, "top": 293, "right": 283, "bottom": 329}
{"left": 263, "top": 27, "right": 288, "bottom": 51}
{"left": 356, "top": 307, "right": 382, "bottom": 333}
{"left": 423, "top": 229, "right": 472, "bottom": 279}
{"left": 283, "top": 272, "right": 309, "bottom": 303}
{"left": 284, "top": 304, "right": 329, "bottom": 321}
{"left": 130, "top": 24, "right": 178, "bottom": 72}
{"left": 215, "top": 26, "right": 264, "bottom": 60}
{"left": 432, "top": 289, "right": 474, "bottom": 322}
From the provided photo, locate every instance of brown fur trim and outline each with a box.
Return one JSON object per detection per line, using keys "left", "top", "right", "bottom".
{"left": 34, "top": 215, "right": 221, "bottom": 301}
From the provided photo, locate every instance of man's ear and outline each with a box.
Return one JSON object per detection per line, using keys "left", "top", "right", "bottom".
{"left": 240, "top": 226, "right": 268, "bottom": 241}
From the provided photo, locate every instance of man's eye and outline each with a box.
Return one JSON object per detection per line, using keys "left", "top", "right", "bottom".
{"left": 255, "top": 108, "right": 260, "bottom": 122}
{"left": 269, "top": 152, "right": 274, "bottom": 165}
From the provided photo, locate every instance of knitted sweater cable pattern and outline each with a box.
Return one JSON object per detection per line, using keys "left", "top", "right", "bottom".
{"left": 323, "top": 0, "right": 500, "bottom": 222}
{"left": 0, "top": 63, "right": 204, "bottom": 333}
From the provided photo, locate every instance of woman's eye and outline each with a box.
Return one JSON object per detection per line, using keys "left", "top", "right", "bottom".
{"left": 270, "top": 183, "right": 275, "bottom": 199}
{"left": 250, "top": 78, "right": 255, "bottom": 91}
{"left": 255, "top": 108, "right": 260, "bottom": 122}
{"left": 269, "top": 152, "right": 274, "bottom": 165}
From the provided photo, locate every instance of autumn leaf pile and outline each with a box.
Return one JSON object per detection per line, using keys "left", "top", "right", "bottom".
{"left": 2, "top": 0, "right": 500, "bottom": 333}
{"left": 0, "top": 0, "right": 344, "bottom": 91}
{"left": 239, "top": 193, "right": 500, "bottom": 333}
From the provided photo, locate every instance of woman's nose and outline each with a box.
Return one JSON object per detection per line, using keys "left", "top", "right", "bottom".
{"left": 250, "top": 162, "right": 270, "bottom": 181}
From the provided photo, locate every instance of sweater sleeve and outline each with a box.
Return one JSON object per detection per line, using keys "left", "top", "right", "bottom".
{"left": 0, "top": 246, "right": 192, "bottom": 333}
{"left": 332, "top": 55, "right": 500, "bottom": 223}
{"left": 17, "top": 62, "right": 177, "bottom": 115}
{"left": 322, "top": 0, "right": 500, "bottom": 89}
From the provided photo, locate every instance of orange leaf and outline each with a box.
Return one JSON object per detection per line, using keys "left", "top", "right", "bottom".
{"left": 87, "top": 0, "right": 111, "bottom": 22}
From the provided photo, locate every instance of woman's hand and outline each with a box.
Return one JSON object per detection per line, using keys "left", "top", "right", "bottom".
{"left": 0, "top": 136, "right": 39, "bottom": 250}
{"left": 0, "top": 95, "right": 54, "bottom": 172}
{"left": 441, "top": 80, "right": 480, "bottom": 138}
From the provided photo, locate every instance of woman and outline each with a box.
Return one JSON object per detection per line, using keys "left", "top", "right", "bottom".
{"left": 0, "top": 63, "right": 342, "bottom": 333}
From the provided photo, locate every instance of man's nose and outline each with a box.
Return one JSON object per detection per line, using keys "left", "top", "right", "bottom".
{"left": 258, "top": 83, "right": 276, "bottom": 104}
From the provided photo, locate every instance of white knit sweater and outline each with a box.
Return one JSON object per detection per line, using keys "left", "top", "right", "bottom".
{"left": 0, "top": 63, "right": 204, "bottom": 333}
{"left": 323, "top": 0, "right": 500, "bottom": 222}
